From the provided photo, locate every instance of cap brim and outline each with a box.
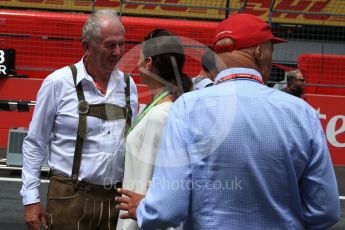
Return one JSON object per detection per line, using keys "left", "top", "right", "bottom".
{"left": 271, "top": 36, "right": 287, "bottom": 44}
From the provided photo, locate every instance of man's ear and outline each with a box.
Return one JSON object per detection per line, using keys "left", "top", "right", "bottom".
{"left": 145, "top": 57, "right": 153, "bottom": 70}
{"left": 254, "top": 43, "right": 264, "bottom": 62}
{"left": 82, "top": 39, "right": 89, "bottom": 52}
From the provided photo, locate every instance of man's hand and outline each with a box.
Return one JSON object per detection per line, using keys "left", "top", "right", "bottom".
{"left": 24, "top": 202, "right": 48, "bottom": 230}
{"left": 115, "top": 188, "right": 145, "bottom": 220}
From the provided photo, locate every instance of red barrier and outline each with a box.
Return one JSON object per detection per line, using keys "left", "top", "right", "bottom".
{"left": 0, "top": 9, "right": 218, "bottom": 79}
{"left": 299, "top": 54, "right": 345, "bottom": 96}
{"left": 0, "top": 78, "right": 42, "bottom": 147}
{"left": 305, "top": 94, "right": 345, "bottom": 166}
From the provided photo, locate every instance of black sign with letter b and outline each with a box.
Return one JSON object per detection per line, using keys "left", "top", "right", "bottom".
{"left": 0, "top": 49, "right": 15, "bottom": 77}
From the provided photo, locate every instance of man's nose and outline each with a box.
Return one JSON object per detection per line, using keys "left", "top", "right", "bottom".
{"left": 112, "top": 45, "right": 121, "bottom": 56}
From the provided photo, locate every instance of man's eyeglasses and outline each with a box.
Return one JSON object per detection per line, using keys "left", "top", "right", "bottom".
{"left": 296, "top": 78, "right": 305, "bottom": 82}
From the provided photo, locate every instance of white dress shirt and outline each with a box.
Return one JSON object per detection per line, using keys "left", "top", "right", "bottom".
{"left": 20, "top": 58, "right": 138, "bottom": 205}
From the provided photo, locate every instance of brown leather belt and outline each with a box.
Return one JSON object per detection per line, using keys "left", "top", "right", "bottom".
{"left": 50, "top": 170, "right": 122, "bottom": 192}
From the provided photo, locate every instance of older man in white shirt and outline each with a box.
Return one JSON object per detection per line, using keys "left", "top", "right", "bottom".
{"left": 20, "top": 9, "right": 138, "bottom": 230}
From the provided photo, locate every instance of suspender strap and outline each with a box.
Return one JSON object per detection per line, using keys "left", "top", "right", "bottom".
{"left": 124, "top": 73, "right": 132, "bottom": 135}
{"left": 68, "top": 65, "right": 133, "bottom": 184}
{"left": 88, "top": 103, "right": 127, "bottom": 120}
{"left": 69, "top": 65, "right": 85, "bottom": 183}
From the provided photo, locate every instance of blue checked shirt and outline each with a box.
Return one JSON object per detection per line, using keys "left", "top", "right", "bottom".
{"left": 136, "top": 68, "right": 340, "bottom": 230}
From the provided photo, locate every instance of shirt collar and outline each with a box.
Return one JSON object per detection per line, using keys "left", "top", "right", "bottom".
{"left": 74, "top": 57, "right": 123, "bottom": 94}
{"left": 215, "top": 68, "right": 263, "bottom": 84}
{"left": 74, "top": 57, "right": 91, "bottom": 85}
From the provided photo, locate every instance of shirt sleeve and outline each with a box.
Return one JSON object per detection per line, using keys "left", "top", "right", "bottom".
{"left": 136, "top": 98, "right": 191, "bottom": 230}
{"left": 300, "top": 108, "right": 340, "bottom": 229}
{"left": 20, "top": 77, "right": 56, "bottom": 205}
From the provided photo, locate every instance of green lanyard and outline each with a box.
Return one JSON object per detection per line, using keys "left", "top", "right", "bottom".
{"left": 128, "top": 90, "right": 170, "bottom": 133}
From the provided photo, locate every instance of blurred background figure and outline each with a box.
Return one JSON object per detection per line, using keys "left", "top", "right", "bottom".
{"left": 281, "top": 69, "right": 305, "bottom": 98}
{"left": 192, "top": 49, "right": 218, "bottom": 90}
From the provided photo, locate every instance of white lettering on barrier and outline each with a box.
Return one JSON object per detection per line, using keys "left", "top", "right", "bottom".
{"left": 0, "top": 65, "right": 6, "bottom": 75}
{"left": 0, "top": 50, "right": 4, "bottom": 64}
{"left": 0, "top": 50, "right": 7, "bottom": 75}
{"left": 316, "top": 108, "right": 327, "bottom": 120}
{"left": 317, "top": 108, "right": 345, "bottom": 148}
{"left": 327, "top": 115, "right": 345, "bottom": 148}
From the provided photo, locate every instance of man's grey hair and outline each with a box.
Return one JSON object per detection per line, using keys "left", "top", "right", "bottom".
{"left": 82, "top": 9, "right": 124, "bottom": 47}
{"left": 287, "top": 69, "right": 302, "bottom": 84}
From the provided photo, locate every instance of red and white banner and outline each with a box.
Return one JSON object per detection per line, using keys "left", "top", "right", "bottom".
{"left": 305, "top": 94, "right": 345, "bottom": 166}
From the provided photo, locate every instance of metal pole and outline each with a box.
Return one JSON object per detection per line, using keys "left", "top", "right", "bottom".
{"left": 271, "top": 9, "right": 344, "bottom": 17}
{"left": 92, "top": 0, "right": 96, "bottom": 14}
{"left": 269, "top": 0, "right": 276, "bottom": 25}
{"left": 120, "top": 0, "right": 125, "bottom": 17}
{"left": 124, "top": 1, "right": 226, "bottom": 10}
{"left": 241, "top": 0, "right": 248, "bottom": 13}
{"left": 225, "top": 0, "right": 230, "bottom": 19}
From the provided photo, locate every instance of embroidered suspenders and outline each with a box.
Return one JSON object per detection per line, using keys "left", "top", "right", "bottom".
{"left": 68, "top": 65, "right": 132, "bottom": 184}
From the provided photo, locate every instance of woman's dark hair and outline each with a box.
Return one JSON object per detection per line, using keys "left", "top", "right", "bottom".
{"left": 201, "top": 49, "right": 217, "bottom": 73}
{"left": 142, "top": 29, "right": 192, "bottom": 95}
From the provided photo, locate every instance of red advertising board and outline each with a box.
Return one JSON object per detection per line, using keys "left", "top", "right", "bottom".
{"left": 305, "top": 94, "right": 345, "bottom": 166}
{"left": 0, "top": 0, "right": 344, "bottom": 26}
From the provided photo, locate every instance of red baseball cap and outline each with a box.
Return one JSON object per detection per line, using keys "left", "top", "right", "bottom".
{"left": 213, "top": 13, "right": 286, "bottom": 53}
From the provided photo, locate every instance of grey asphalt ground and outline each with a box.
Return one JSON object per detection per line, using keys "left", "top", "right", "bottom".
{"left": 0, "top": 180, "right": 48, "bottom": 229}
{"left": 0, "top": 164, "right": 344, "bottom": 229}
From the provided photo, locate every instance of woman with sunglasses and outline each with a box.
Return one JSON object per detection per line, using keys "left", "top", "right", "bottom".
{"left": 117, "top": 29, "right": 192, "bottom": 230}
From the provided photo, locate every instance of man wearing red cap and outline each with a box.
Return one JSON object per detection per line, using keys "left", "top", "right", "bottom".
{"left": 115, "top": 14, "right": 340, "bottom": 229}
